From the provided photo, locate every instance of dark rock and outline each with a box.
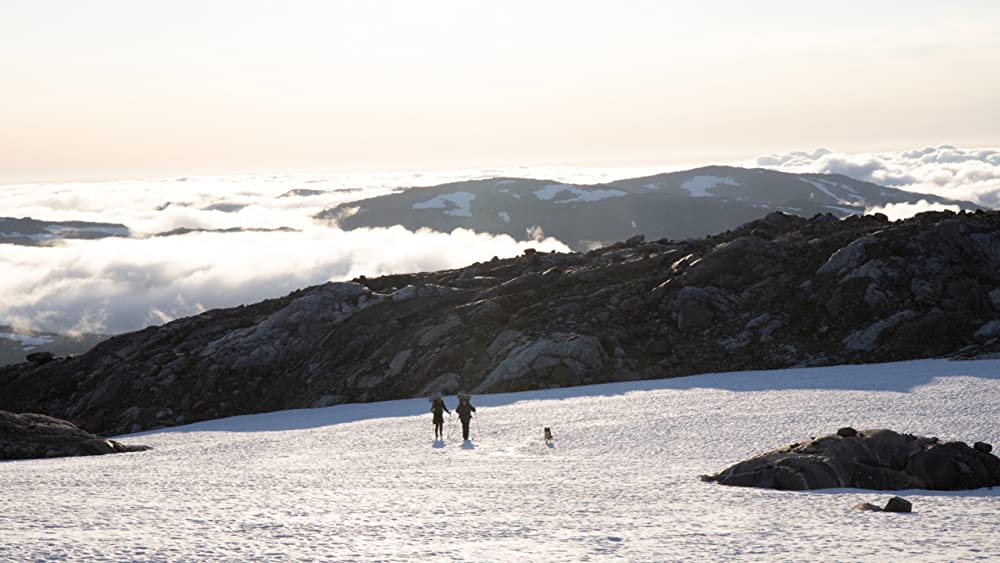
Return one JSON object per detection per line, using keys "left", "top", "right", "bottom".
{"left": 0, "top": 410, "right": 150, "bottom": 460}
{"left": 884, "top": 496, "right": 912, "bottom": 513}
{"left": 705, "top": 429, "right": 1000, "bottom": 491}
{"left": 837, "top": 427, "right": 858, "bottom": 437}
{"left": 851, "top": 502, "right": 882, "bottom": 512}
{"left": 974, "top": 442, "right": 993, "bottom": 453}
{"left": 26, "top": 351, "right": 56, "bottom": 365}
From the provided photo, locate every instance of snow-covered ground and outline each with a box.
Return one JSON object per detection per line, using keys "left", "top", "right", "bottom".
{"left": 3, "top": 359, "right": 999, "bottom": 561}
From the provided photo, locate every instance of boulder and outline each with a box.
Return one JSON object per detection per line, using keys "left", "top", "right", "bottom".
{"left": 883, "top": 496, "right": 912, "bottom": 513}
{"left": 974, "top": 441, "right": 993, "bottom": 454}
{"left": 704, "top": 429, "right": 1000, "bottom": 491}
{"left": 850, "top": 497, "right": 912, "bottom": 513}
{"left": 0, "top": 410, "right": 150, "bottom": 461}
{"left": 674, "top": 287, "right": 733, "bottom": 331}
{"left": 26, "top": 351, "right": 56, "bottom": 365}
{"left": 836, "top": 427, "right": 858, "bottom": 437}
{"left": 473, "top": 333, "right": 609, "bottom": 393}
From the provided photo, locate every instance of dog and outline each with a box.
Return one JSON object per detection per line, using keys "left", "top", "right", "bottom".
{"left": 543, "top": 427, "right": 553, "bottom": 444}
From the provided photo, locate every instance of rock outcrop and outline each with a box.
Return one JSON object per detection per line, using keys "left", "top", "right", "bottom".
{"left": 0, "top": 410, "right": 150, "bottom": 460}
{"left": 704, "top": 429, "right": 1000, "bottom": 491}
{"left": 851, "top": 496, "right": 913, "bottom": 513}
{"left": 3, "top": 209, "right": 1000, "bottom": 436}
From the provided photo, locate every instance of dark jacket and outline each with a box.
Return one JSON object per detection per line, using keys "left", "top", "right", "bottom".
{"left": 456, "top": 401, "right": 476, "bottom": 421}
{"left": 431, "top": 400, "right": 450, "bottom": 422}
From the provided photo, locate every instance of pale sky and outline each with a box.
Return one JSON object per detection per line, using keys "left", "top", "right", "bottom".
{"left": 2, "top": 1, "right": 999, "bottom": 183}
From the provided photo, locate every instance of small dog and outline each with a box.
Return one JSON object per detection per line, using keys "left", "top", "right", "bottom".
{"left": 543, "top": 427, "right": 553, "bottom": 444}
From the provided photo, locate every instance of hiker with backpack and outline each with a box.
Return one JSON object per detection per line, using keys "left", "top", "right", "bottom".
{"left": 430, "top": 395, "right": 450, "bottom": 440}
{"left": 455, "top": 394, "right": 477, "bottom": 441}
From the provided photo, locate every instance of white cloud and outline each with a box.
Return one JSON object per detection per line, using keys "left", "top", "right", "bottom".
{"left": 0, "top": 171, "right": 583, "bottom": 335}
{"left": 755, "top": 145, "right": 1000, "bottom": 208}
{"left": 864, "top": 200, "right": 961, "bottom": 222}
{"left": 0, "top": 226, "right": 568, "bottom": 335}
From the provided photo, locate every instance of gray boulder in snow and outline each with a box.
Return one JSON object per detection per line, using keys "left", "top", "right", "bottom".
{"left": 704, "top": 429, "right": 1000, "bottom": 491}
{"left": 0, "top": 410, "right": 149, "bottom": 461}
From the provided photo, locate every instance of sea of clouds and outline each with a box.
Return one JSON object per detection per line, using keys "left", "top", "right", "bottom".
{"left": 0, "top": 170, "right": 587, "bottom": 335}
{"left": 2, "top": 145, "right": 997, "bottom": 335}
{"left": 756, "top": 145, "right": 1000, "bottom": 219}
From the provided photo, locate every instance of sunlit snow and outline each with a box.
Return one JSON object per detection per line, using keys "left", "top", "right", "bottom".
{"left": 2, "top": 359, "right": 998, "bottom": 561}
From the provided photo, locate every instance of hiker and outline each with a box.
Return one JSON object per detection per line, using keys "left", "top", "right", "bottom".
{"left": 430, "top": 395, "right": 450, "bottom": 440}
{"left": 455, "top": 394, "right": 477, "bottom": 441}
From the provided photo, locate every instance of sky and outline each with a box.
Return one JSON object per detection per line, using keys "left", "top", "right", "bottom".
{"left": 2, "top": 1, "right": 999, "bottom": 183}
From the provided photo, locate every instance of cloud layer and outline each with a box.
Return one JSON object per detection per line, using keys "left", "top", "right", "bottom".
{"left": 4, "top": 147, "right": 999, "bottom": 335}
{"left": 1, "top": 171, "right": 577, "bottom": 334}
{"left": 755, "top": 145, "right": 1000, "bottom": 207}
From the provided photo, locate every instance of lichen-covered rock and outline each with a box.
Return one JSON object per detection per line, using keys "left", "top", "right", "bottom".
{"left": 0, "top": 410, "right": 149, "bottom": 461}
{"left": 704, "top": 429, "right": 1000, "bottom": 491}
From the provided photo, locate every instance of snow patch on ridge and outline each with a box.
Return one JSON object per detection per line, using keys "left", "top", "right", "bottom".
{"left": 679, "top": 176, "right": 739, "bottom": 197}
{"left": 412, "top": 192, "right": 476, "bottom": 217}
{"left": 533, "top": 184, "right": 627, "bottom": 204}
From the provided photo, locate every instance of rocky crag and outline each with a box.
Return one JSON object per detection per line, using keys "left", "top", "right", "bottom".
{"left": 2, "top": 210, "right": 1000, "bottom": 436}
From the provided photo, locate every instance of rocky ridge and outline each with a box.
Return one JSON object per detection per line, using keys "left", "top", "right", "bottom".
{"left": 2, "top": 209, "right": 1000, "bottom": 436}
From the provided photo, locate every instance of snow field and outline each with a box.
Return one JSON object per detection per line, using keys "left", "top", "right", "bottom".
{"left": 1, "top": 359, "right": 999, "bottom": 561}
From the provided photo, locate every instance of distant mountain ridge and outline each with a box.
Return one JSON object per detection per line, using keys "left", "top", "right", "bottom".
{"left": 0, "top": 326, "right": 107, "bottom": 367}
{"left": 0, "top": 217, "right": 129, "bottom": 246}
{"left": 317, "top": 166, "right": 976, "bottom": 250}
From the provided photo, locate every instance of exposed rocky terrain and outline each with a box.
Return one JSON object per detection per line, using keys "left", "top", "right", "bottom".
{"left": 704, "top": 428, "right": 1000, "bottom": 491}
{"left": 0, "top": 410, "right": 149, "bottom": 460}
{"left": 317, "top": 166, "right": 976, "bottom": 251}
{"left": 2, "top": 209, "right": 1000, "bottom": 436}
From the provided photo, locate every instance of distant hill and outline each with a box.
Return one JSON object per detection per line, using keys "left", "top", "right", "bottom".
{"left": 317, "top": 166, "right": 976, "bottom": 250}
{"left": 0, "top": 217, "right": 129, "bottom": 246}
{"left": 0, "top": 326, "right": 107, "bottom": 366}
